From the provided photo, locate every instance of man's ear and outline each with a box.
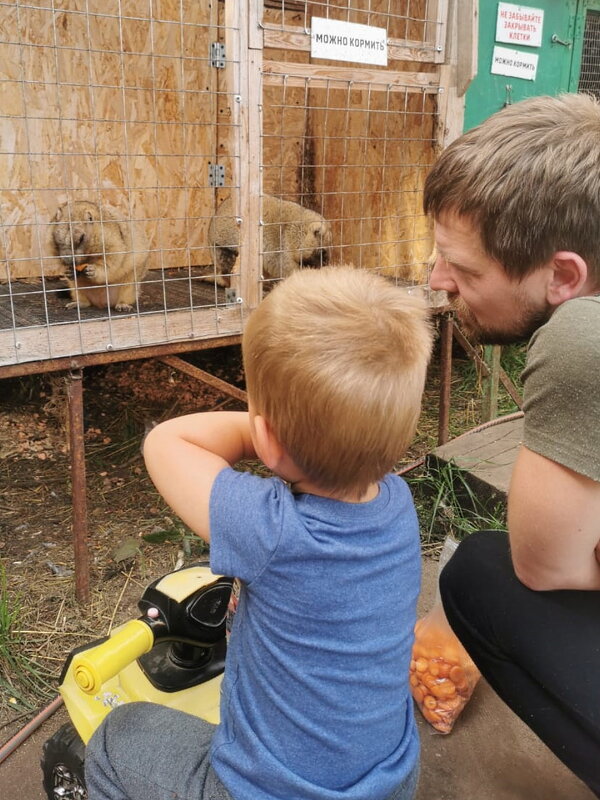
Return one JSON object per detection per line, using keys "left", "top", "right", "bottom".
{"left": 252, "top": 415, "right": 285, "bottom": 472}
{"left": 546, "top": 251, "right": 589, "bottom": 305}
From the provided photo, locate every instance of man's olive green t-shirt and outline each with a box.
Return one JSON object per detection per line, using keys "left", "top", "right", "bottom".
{"left": 522, "top": 295, "right": 600, "bottom": 482}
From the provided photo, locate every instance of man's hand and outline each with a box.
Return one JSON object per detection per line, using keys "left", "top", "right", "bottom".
{"left": 143, "top": 412, "right": 256, "bottom": 543}
{"left": 508, "top": 445, "right": 600, "bottom": 590}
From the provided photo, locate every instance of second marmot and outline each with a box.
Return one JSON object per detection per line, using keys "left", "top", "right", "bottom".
{"left": 208, "top": 195, "right": 332, "bottom": 286}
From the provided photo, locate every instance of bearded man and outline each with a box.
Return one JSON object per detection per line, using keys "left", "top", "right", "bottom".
{"left": 425, "top": 92, "right": 600, "bottom": 797}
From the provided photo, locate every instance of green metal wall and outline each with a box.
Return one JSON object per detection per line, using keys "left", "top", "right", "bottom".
{"left": 464, "top": 0, "right": 600, "bottom": 130}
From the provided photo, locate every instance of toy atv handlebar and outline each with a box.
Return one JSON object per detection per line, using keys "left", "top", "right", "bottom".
{"left": 64, "top": 563, "right": 233, "bottom": 696}
{"left": 72, "top": 619, "right": 156, "bottom": 694}
{"left": 42, "top": 564, "right": 233, "bottom": 799}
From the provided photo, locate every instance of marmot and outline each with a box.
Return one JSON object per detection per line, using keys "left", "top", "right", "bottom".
{"left": 207, "top": 195, "right": 332, "bottom": 286}
{"left": 51, "top": 200, "right": 148, "bottom": 312}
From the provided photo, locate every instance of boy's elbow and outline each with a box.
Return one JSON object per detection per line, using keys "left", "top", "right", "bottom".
{"left": 142, "top": 423, "right": 163, "bottom": 464}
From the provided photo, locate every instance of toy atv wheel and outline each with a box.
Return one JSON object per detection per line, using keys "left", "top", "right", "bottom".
{"left": 41, "top": 722, "right": 87, "bottom": 800}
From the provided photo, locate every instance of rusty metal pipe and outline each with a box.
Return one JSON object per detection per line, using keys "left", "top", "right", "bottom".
{"left": 160, "top": 355, "right": 248, "bottom": 404}
{"left": 0, "top": 335, "right": 243, "bottom": 381}
{"left": 67, "top": 369, "right": 90, "bottom": 604}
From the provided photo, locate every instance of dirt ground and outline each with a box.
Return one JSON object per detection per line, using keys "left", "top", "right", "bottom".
{"left": 0, "top": 345, "right": 249, "bottom": 738}
{"left": 0, "top": 336, "right": 446, "bottom": 741}
{"left": 1, "top": 339, "right": 594, "bottom": 799}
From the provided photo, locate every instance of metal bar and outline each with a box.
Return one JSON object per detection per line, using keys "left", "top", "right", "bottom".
{"left": 159, "top": 355, "right": 248, "bottom": 404}
{"left": 437, "top": 312, "right": 453, "bottom": 445}
{"left": 451, "top": 321, "right": 523, "bottom": 409}
{"left": 67, "top": 368, "right": 90, "bottom": 604}
{"left": 0, "top": 335, "right": 243, "bottom": 380}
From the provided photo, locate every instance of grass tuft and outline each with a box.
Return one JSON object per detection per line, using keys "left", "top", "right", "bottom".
{"left": 0, "top": 566, "right": 56, "bottom": 718}
{"left": 406, "top": 460, "right": 507, "bottom": 547}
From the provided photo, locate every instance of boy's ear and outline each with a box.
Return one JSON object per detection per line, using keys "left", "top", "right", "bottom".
{"left": 252, "top": 415, "right": 286, "bottom": 472}
{"left": 546, "top": 251, "right": 589, "bottom": 305}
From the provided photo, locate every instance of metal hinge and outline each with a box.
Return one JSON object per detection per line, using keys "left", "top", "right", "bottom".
{"left": 211, "top": 42, "right": 226, "bottom": 68}
{"left": 208, "top": 163, "right": 225, "bottom": 187}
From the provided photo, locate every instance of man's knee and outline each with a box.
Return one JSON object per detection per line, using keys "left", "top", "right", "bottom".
{"left": 439, "top": 530, "right": 511, "bottom": 613}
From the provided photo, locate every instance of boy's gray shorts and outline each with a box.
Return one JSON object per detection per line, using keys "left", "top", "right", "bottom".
{"left": 85, "top": 701, "right": 418, "bottom": 800}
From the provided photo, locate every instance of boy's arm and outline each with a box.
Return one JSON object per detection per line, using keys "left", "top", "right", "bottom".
{"left": 143, "top": 411, "right": 256, "bottom": 543}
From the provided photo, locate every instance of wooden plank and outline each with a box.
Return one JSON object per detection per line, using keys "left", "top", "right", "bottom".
{"left": 237, "top": 1, "right": 262, "bottom": 312}
{"left": 456, "top": 0, "right": 479, "bottom": 96}
{"left": 262, "top": 60, "right": 440, "bottom": 92}
{"left": 263, "top": 28, "right": 439, "bottom": 63}
{"left": 428, "top": 416, "right": 524, "bottom": 499}
{"left": 160, "top": 355, "right": 248, "bottom": 403}
{"left": 0, "top": 303, "right": 244, "bottom": 367}
{"left": 482, "top": 345, "right": 501, "bottom": 421}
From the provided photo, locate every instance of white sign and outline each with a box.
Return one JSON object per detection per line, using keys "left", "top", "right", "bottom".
{"left": 311, "top": 17, "right": 387, "bottom": 66}
{"left": 491, "top": 45, "right": 539, "bottom": 80}
{"left": 496, "top": 3, "right": 544, "bottom": 47}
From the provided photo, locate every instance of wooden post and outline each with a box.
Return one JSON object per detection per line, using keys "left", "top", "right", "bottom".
{"left": 67, "top": 369, "right": 90, "bottom": 604}
{"left": 438, "top": 312, "right": 453, "bottom": 444}
{"left": 482, "top": 345, "right": 501, "bottom": 421}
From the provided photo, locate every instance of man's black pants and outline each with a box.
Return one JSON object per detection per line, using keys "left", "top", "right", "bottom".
{"left": 439, "top": 530, "right": 600, "bottom": 797}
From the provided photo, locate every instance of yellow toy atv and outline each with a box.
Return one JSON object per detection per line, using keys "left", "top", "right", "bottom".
{"left": 41, "top": 563, "right": 233, "bottom": 800}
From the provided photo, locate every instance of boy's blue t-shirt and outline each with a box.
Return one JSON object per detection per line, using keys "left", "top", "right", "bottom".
{"left": 209, "top": 468, "right": 421, "bottom": 800}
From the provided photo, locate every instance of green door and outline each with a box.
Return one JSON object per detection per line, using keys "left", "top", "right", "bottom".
{"left": 464, "top": 0, "right": 580, "bottom": 130}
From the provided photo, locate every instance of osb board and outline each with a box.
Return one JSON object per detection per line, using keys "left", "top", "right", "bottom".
{"left": 0, "top": 0, "right": 221, "bottom": 281}
{"left": 310, "top": 86, "right": 436, "bottom": 282}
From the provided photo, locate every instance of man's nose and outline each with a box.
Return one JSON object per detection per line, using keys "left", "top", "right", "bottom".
{"left": 429, "top": 256, "right": 458, "bottom": 293}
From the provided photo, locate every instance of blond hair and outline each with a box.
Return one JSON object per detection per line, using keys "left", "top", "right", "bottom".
{"left": 242, "top": 266, "right": 432, "bottom": 496}
{"left": 424, "top": 93, "right": 600, "bottom": 282}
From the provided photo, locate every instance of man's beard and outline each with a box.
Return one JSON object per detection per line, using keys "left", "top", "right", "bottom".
{"left": 450, "top": 295, "right": 552, "bottom": 345}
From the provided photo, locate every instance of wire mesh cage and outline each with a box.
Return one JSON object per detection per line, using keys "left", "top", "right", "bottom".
{"left": 0, "top": 0, "right": 447, "bottom": 370}
{"left": 0, "top": 0, "right": 244, "bottom": 367}
{"left": 258, "top": 72, "right": 437, "bottom": 287}
{"left": 578, "top": 9, "right": 600, "bottom": 100}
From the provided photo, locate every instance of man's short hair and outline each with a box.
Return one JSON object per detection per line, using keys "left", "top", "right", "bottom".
{"left": 242, "top": 265, "right": 432, "bottom": 496}
{"left": 424, "top": 93, "right": 600, "bottom": 281}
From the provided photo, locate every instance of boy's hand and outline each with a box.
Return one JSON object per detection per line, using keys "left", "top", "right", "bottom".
{"left": 143, "top": 412, "right": 256, "bottom": 543}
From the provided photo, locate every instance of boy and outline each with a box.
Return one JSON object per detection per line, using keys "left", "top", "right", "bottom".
{"left": 85, "top": 265, "right": 432, "bottom": 800}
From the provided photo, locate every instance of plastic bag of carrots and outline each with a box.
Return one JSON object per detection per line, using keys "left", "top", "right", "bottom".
{"left": 409, "top": 537, "right": 480, "bottom": 734}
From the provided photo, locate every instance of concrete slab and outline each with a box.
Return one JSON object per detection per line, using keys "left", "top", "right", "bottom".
{"left": 0, "top": 557, "right": 594, "bottom": 800}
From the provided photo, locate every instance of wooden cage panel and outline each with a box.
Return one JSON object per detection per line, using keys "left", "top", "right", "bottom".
{"left": 261, "top": 73, "right": 437, "bottom": 286}
{"left": 0, "top": 0, "right": 450, "bottom": 369}
{"left": 312, "top": 86, "right": 436, "bottom": 282}
{"left": 0, "top": 1, "right": 219, "bottom": 281}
